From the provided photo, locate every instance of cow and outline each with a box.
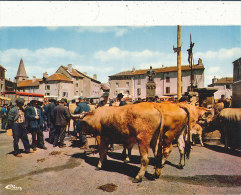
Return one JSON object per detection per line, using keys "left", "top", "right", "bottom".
{"left": 218, "top": 108, "right": 241, "bottom": 150}
{"left": 77, "top": 102, "right": 192, "bottom": 182}
{"left": 190, "top": 123, "right": 204, "bottom": 146}
{"left": 77, "top": 102, "right": 165, "bottom": 183}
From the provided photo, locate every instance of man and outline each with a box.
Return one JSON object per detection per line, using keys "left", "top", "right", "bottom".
{"left": 46, "top": 99, "right": 56, "bottom": 144}
{"left": 53, "top": 98, "right": 70, "bottom": 148}
{"left": 26, "top": 100, "right": 47, "bottom": 151}
{"left": 1, "top": 104, "right": 8, "bottom": 130}
{"left": 74, "top": 96, "right": 90, "bottom": 148}
{"left": 117, "top": 93, "right": 127, "bottom": 106}
{"left": 8, "top": 98, "right": 34, "bottom": 157}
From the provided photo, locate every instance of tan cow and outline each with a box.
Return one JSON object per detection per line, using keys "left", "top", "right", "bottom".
{"left": 190, "top": 123, "right": 204, "bottom": 146}
{"left": 78, "top": 102, "right": 165, "bottom": 183}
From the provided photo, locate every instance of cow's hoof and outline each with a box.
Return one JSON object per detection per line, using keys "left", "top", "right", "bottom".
{"left": 132, "top": 178, "right": 142, "bottom": 183}
{"left": 153, "top": 173, "right": 160, "bottom": 179}
{"left": 177, "top": 164, "right": 184, "bottom": 169}
{"left": 95, "top": 167, "right": 101, "bottom": 171}
{"left": 124, "top": 159, "right": 130, "bottom": 164}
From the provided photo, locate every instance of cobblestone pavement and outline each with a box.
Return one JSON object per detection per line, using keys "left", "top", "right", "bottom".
{"left": 0, "top": 130, "right": 241, "bottom": 195}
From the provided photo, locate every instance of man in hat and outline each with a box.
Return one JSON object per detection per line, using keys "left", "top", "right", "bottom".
{"left": 117, "top": 93, "right": 127, "bottom": 106}
{"left": 74, "top": 96, "right": 90, "bottom": 148}
{"left": 26, "top": 100, "right": 47, "bottom": 151}
{"left": 53, "top": 98, "right": 70, "bottom": 148}
{"left": 1, "top": 104, "right": 8, "bottom": 130}
{"left": 7, "top": 98, "right": 34, "bottom": 157}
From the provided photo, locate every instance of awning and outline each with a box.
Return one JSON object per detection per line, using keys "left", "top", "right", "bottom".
{"left": 0, "top": 96, "right": 11, "bottom": 101}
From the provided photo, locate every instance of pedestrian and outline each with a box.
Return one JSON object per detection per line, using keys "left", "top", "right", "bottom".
{"left": 74, "top": 96, "right": 90, "bottom": 148}
{"left": 43, "top": 100, "right": 49, "bottom": 132}
{"left": 46, "top": 99, "right": 56, "bottom": 144}
{"left": 7, "top": 98, "right": 34, "bottom": 157}
{"left": 117, "top": 93, "right": 127, "bottom": 106}
{"left": 53, "top": 98, "right": 70, "bottom": 148}
{"left": 26, "top": 100, "right": 47, "bottom": 151}
{"left": 1, "top": 104, "right": 8, "bottom": 130}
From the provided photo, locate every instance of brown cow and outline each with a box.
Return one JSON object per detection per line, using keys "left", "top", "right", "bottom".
{"left": 190, "top": 123, "right": 204, "bottom": 146}
{"left": 78, "top": 102, "right": 165, "bottom": 183}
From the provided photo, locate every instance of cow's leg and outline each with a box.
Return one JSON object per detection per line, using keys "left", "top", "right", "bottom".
{"left": 124, "top": 147, "right": 132, "bottom": 163}
{"left": 96, "top": 139, "right": 108, "bottom": 170}
{"left": 177, "top": 131, "right": 185, "bottom": 169}
{"left": 133, "top": 143, "right": 149, "bottom": 183}
{"left": 199, "top": 133, "right": 204, "bottom": 146}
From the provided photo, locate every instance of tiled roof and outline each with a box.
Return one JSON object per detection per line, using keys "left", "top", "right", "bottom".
{"left": 0, "top": 65, "right": 6, "bottom": 70}
{"left": 62, "top": 66, "right": 83, "bottom": 78}
{"left": 47, "top": 73, "right": 72, "bottom": 82}
{"left": 101, "top": 83, "right": 110, "bottom": 90}
{"left": 109, "top": 65, "right": 204, "bottom": 77}
{"left": 17, "top": 79, "right": 41, "bottom": 87}
{"left": 215, "top": 77, "right": 233, "bottom": 84}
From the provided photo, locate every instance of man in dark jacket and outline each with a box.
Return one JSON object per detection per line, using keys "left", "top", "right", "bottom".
{"left": 53, "top": 98, "right": 70, "bottom": 148}
{"left": 46, "top": 99, "right": 56, "bottom": 144}
{"left": 8, "top": 98, "right": 34, "bottom": 157}
{"left": 26, "top": 100, "right": 46, "bottom": 151}
{"left": 74, "top": 97, "right": 90, "bottom": 148}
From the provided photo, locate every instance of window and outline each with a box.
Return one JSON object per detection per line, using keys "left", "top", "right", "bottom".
{"left": 63, "top": 92, "right": 68, "bottom": 97}
{"left": 126, "top": 90, "right": 130, "bottom": 95}
{"left": 137, "top": 79, "right": 141, "bottom": 85}
{"left": 137, "top": 88, "right": 141, "bottom": 96}
{"left": 45, "top": 93, "right": 50, "bottom": 96}
{"left": 226, "top": 84, "right": 231, "bottom": 89}
{"left": 76, "top": 83, "right": 78, "bottom": 87}
{"left": 45, "top": 85, "right": 50, "bottom": 90}
{"left": 166, "top": 87, "right": 170, "bottom": 94}
{"left": 116, "top": 82, "right": 119, "bottom": 87}
{"left": 166, "top": 77, "right": 170, "bottom": 83}
{"left": 126, "top": 82, "right": 129, "bottom": 87}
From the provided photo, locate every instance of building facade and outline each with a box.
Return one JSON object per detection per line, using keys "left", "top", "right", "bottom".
{"left": 15, "top": 60, "right": 103, "bottom": 101}
{"left": 109, "top": 61, "right": 204, "bottom": 100}
{"left": 208, "top": 76, "right": 233, "bottom": 99}
{"left": 232, "top": 57, "right": 241, "bottom": 108}
{"left": 0, "top": 65, "right": 6, "bottom": 94}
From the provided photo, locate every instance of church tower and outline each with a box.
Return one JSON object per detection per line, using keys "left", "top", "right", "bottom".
{"left": 15, "top": 58, "right": 29, "bottom": 83}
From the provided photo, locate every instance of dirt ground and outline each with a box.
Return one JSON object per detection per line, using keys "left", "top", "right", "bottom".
{"left": 0, "top": 130, "right": 241, "bottom": 195}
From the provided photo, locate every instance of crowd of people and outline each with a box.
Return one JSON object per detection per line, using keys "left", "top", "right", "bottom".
{"left": 0, "top": 92, "right": 230, "bottom": 158}
{"left": 1, "top": 97, "right": 91, "bottom": 157}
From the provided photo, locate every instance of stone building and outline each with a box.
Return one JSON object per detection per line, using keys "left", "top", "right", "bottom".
{"left": 208, "top": 76, "right": 233, "bottom": 99}
{"left": 0, "top": 65, "right": 6, "bottom": 94}
{"left": 56, "top": 64, "right": 101, "bottom": 99}
{"left": 15, "top": 60, "right": 102, "bottom": 101}
{"left": 109, "top": 60, "right": 204, "bottom": 100}
{"left": 232, "top": 57, "right": 241, "bottom": 108}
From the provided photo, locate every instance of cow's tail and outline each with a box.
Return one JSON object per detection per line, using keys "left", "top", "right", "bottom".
{"left": 178, "top": 104, "right": 191, "bottom": 159}
{"left": 153, "top": 103, "right": 165, "bottom": 157}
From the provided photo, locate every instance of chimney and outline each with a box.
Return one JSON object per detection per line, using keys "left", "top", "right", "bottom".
{"left": 198, "top": 58, "right": 203, "bottom": 65}
{"left": 132, "top": 67, "right": 136, "bottom": 72}
{"left": 93, "top": 74, "right": 97, "bottom": 80}
{"left": 43, "top": 72, "right": 48, "bottom": 79}
{"left": 162, "top": 65, "right": 165, "bottom": 68}
{"left": 68, "top": 64, "right": 73, "bottom": 73}
{"left": 33, "top": 76, "right": 36, "bottom": 82}
{"left": 212, "top": 76, "right": 217, "bottom": 84}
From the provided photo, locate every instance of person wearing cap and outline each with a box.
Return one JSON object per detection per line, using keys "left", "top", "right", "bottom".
{"left": 26, "top": 100, "right": 47, "bottom": 151}
{"left": 74, "top": 96, "right": 90, "bottom": 148}
{"left": 53, "top": 98, "right": 70, "bottom": 148}
{"left": 1, "top": 104, "right": 8, "bottom": 130}
{"left": 7, "top": 98, "right": 34, "bottom": 157}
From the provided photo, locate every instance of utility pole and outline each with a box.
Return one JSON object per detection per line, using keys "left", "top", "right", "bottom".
{"left": 173, "top": 25, "right": 182, "bottom": 100}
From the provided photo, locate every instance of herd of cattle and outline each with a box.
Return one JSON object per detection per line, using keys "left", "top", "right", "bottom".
{"left": 70, "top": 101, "right": 241, "bottom": 183}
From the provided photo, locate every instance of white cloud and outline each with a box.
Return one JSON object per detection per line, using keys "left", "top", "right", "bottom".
{"left": 208, "top": 66, "right": 220, "bottom": 73}
{"left": 0, "top": 47, "right": 82, "bottom": 80}
{"left": 195, "top": 47, "right": 241, "bottom": 60}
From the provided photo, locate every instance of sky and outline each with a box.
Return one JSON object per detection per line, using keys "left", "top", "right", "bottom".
{"left": 0, "top": 26, "right": 240, "bottom": 86}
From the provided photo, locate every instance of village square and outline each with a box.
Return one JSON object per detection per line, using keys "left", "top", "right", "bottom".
{"left": 0, "top": 10, "right": 240, "bottom": 194}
